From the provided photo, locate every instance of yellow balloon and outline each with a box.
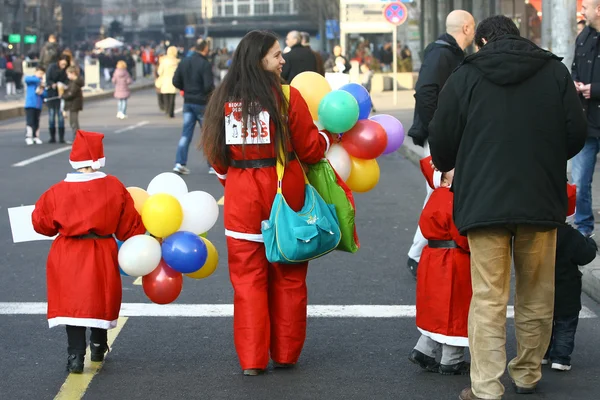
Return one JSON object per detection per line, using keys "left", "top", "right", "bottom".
{"left": 290, "top": 72, "right": 332, "bottom": 120}
{"left": 127, "top": 186, "right": 150, "bottom": 214}
{"left": 141, "top": 193, "right": 183, "bottom": 238}
{"left": 186, "top": 237, "right": 218, "bottom": 279}
{"left": 346, "top": 157, "right": 380, "bottom": 193}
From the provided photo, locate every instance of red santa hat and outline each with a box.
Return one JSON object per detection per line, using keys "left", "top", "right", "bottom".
{"left": 567, "top": 183, "right": 576, "bottom": 219}
{"left": 69, "top": 130, "right": 106, "bottom": 170}
{"left": 419, "top": 156, "right": 442, "bottom": 189}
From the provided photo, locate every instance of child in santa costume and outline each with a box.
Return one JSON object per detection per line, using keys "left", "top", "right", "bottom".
{"left": 409, "top": 156, "right": 472, "bottom": 375}
{"left": 543, "top": 183, "right": 597, "bottom": 371}
{"left": 32, "top": 130, "right": 145, "bottom": 374}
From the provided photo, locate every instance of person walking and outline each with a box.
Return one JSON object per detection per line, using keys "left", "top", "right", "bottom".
{"left": 427, "top": 16, "right": 587, "bottom": 400}
{"left": 281, "top": 30, "right": 318, "bottom": 83}
{"left": 39, "top": 34, "right": 60, "bottom": 70}
{"left": 157, "top": 46, "right": 180, "bottom": 118}
{"left": 405, "top": 10, "right": 475, "bottom": 278}
{"left": 571, "top": 0, "right": 600, "bottom": 237}
{"left": 201, "top": 30, "right": 331, "bottom": 376}
{"left": 172, "top": 39, "right": 215, "bottom": 175}
{"left": 112, "top": 60, "right": 133, "bottom": 119}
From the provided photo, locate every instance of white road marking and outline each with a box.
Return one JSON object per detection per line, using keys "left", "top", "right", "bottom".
{"left": 114, "top": 121, "right": 149, "bottom": 134}
{"left": 12, "top": 146, "right": 72, "bottom": 167}
{"left": 0, "top": 303, "right": 596, "bottom": 319}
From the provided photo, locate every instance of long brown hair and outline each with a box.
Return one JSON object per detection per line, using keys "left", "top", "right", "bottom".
{"left": 201, "top": 30, "right": 290, "bottom": 167}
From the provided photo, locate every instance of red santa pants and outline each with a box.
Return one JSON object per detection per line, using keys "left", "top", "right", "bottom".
{"left": 226, "top": 237, "right": 309, "bottom": 370}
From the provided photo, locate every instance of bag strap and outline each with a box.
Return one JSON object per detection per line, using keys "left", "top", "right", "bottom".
{"left": 276, "top": 85, "right": 309, "bottom": 194}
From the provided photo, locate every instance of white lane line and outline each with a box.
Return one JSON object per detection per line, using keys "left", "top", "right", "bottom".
{"left": 12, "top": 146, "right": 72, "bottom": 167}
{"left": 175, "top": 107, "right": 183, "bottom": 115}
{"left": 0, "top": 303, "right": 597, "bottom": 319}
{"left": 114, "top": 121, "right": 149, "bottom": 134}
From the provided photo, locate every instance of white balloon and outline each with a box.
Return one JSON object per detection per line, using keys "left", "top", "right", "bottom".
{"left": 314, "top": 120, "right": 324, "bottom": 131}
{"left": 326, "top": 144, "right": 352, "bottom": 181}
{"left": 147, "top": 172, "right": 188, "bottom": 199}
{"left": 118, "top": 235, "right": 162, "bottom": 277}
{"left": 178, "top": 191, "right": 220, "bottom": 235}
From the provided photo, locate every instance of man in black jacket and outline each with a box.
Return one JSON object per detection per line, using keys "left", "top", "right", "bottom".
{"left": 428, "top": 16, "right": 587, "bottom": 400}
{"left": 281, "top": 30, "right": 317, "bottom": 83}
{"left": 172, "top": 40, "right": 215, "bottom": 175}
{"left": 570, "top": 0, "right": 600, "bottom": 238}
{"left": 406, "top": 10, "right": 475, "bottom": 278}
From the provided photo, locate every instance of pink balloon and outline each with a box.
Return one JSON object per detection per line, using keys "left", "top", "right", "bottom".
{"left": 142, "top": 260, "right": 183, "bottom": 304}
{"left": 340, "top": 120, "right": 388, "bottom": 160}
{"left": 369, "top": 114, "right": 405, "bottom": 155}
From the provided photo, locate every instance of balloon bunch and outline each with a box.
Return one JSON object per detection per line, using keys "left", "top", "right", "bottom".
{"left": 291, "top": 72, "right": 405, "bottom": 193}
{"left": 118, "top": 172, "right": 220, "bottom": 304}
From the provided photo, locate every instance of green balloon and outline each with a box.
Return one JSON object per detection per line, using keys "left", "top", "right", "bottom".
{"left": 318, "top": 90, "right": 360, "bottom": 134}
{"left": 199, "top": 232, "right": 208, "bottom": 238}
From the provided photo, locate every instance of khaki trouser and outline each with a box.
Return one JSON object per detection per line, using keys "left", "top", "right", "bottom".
{"left": 467, "top": 225, "right": 556, "bottom": 399}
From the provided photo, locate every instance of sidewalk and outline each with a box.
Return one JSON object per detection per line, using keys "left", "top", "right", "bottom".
{"left": 373, "top": 90, "right": 600, "bottom": 305}
{"left": 0, "top": 77, "right": 155, "bottom": 121}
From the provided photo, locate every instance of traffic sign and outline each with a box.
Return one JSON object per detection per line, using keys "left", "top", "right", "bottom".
{"left": 184, "top": 25, "right": 195, "bottom": 39}
{"left": 8, "top": 34, "right": 21, "bottom": 43}
{"left": 383, "top": 2, "right": 408, "bottom": 26}
{"left": 24, "top": 35, "right": 37, "bottom": 44}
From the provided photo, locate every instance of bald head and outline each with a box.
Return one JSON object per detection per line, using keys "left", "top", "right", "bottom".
{"left": 286, "top": 31, "right": 302, "bottom": 48}
{"left": 446, "top": 10, "right": 476, "bottom": 50}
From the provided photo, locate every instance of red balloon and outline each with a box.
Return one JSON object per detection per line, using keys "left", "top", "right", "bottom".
{"left": 341, "top": 120, "right": 388, "bottom": 159}
{"left": 142, "top": 260, "right": 183, "bottom": 305}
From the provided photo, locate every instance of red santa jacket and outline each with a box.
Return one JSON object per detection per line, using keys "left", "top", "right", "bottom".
{"left": 213, "top": 85, "right": 330, "bottom": 242}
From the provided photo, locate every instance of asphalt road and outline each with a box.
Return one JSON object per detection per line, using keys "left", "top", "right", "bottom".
{"left": 0, "top": 89, "right": 599, "bottom": 400}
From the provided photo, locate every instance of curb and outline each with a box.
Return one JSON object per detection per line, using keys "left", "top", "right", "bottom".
{"left": 0, "top": 82, "right": 155, "bottom": 122}
{"left": 399, "top": 142, "right": 600, "bottom": 305}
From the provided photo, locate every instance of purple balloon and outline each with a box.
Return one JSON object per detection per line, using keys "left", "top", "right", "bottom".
{"left": 369, "top": 114, "right": 405, "bottom": 155}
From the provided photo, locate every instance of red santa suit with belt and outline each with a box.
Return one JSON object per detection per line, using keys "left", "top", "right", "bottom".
{"left": 32, "top": 130, "right": 145, "bottom": 330}
{"left": 415, "top": 156, "right": 471, "bottom": 347}
{"left": 211, "top": 85, "right": 331, "bottom": 370}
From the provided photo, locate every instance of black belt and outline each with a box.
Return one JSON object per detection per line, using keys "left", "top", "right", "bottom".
{"left": 73, "top": 233, "right": 113, "bottom": 239}
{"left": 428, "top": 240, "right": 459, "bottom": 249}
{"left": 230, "top": 152, "right": 295, "bottom": 169}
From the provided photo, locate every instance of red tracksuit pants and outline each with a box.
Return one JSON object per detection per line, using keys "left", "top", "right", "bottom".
{"left": 227, "top": 237, "right": 309, "bottom": 370}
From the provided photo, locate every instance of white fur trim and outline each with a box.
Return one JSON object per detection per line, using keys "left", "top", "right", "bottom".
{"left": 48, "top": 316, "right": 118, "bottom": 330}
{"left": 70, "top": 156, "right": 106, "bottom": 169}
{"left": 225, "top": 229, "right": 263, "bottom": 243}
{"left": 418, "top": 327, "right": 469, "bottom": 347}
{"left": 64, "top": 172, "right": 107, "bottom": 182}
{"left": 319, "top": 131, "right": 331, "bottom": 153}
{"left": 215, "top": 172, "right": 227, "bottom": 180}
{"left": 433, "top": 170, "right": 442, "bottom": 189}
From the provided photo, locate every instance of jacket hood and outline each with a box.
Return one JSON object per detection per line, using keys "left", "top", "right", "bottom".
{"left": 464, "top": 35, "right": 560, "bottom": 85}
{"left": 114, "top": 68, "right": 129, "bottom": 78}
{"left": 427, "top": 33, "right": 464, "bottom": 58}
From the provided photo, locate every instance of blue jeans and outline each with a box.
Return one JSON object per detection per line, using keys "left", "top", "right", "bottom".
{"left": 176, "top": 103, "right": 205, "bottom": 166}
{"left": 545, "top": 314, "right": 579, "bottom": 365}
{"left": 571, "top": 137, "right": 600, "bottom": 235}
{"left": 118, "top": 99, "right": 128, "bottom": 115}
{"left": 48, "top": 103, "right": 65, "bottom": 130}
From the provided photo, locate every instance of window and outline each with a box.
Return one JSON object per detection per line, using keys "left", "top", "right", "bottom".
{"left": 254, "top": 0, "right": 270, "bottom": 15}
{"left": 237, "top": 0, "right": 251, "bottom": 16}
{"left": 273, "top": 0, "right": 290, "bottom": 15}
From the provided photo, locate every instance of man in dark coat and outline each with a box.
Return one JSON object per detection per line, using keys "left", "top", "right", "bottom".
{"left": 427, "top": 16, "right": 588, "bottom": 400}
{"left": 300, "top": 32, "right": 325, "bottom": 76}
{"left": 281, "top": 30, "right": 317, "bottom": 83}
{"left": 40, "top": 34, "right": 60, "bottom": 69}
{"left": 406, "top": 10, "right": 475, "bottom": 279}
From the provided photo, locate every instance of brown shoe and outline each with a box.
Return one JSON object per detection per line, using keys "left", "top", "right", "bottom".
{"left": 459, "top": 388, "right": 485, "bottom": 400}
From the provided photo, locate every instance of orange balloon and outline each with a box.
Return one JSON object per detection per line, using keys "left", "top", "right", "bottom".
{"left": 346, "top": 157, "right": 380, "bottom": 193}
{"left": 290, "top": 72, "right": 332, "bottom": 120}
{"left": 127, "top": 187, "right": 150, "bottom": 214}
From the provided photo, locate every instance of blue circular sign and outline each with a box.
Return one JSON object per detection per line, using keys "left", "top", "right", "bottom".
{"left": 383, "top": 2, "right": 408, "bottom": 26}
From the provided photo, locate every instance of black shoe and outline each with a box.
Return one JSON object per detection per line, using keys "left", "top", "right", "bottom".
{"left": 408, "top": 349, "right": 439, "bottom": 372}
{"left": 66, "top": 354, "right": 84, "bottom": 373}
{"left": 48, "top": 138, "right": 57, "bottom": 143}
{"left": 511, "top": 381, "right": 536, "bottom": 394}
{"left": 440, "top": 361, "right": 470, "bottom": 375}
{"left": 90, "top": 343, "right": 109, "bottom": 362}
{"left": 407, "top": 257, "right": 418, "bottom": 279}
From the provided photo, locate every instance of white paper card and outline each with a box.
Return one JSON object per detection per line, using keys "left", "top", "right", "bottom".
{"left": 8, "top": 205, "right": 56, "bottom": 243}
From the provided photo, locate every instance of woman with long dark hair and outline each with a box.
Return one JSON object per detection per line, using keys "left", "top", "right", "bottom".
{"left": 201, "top": 30, "right": 331, "bottom": 376}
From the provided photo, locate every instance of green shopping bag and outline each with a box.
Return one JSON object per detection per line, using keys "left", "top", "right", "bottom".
{"left": 307, "top": 159, "right": 360, "bottom": 253}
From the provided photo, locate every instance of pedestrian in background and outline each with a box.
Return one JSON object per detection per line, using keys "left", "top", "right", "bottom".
{"left": 62, "top": 66, "right": 84, "bottom": 143}
{"left": 281, "top": 30, "right": 318, "bottom": 83}
{"left": 23, "top": 66, "right": 46, "bottom": 145}
{"left": 405, "top": 10, "right": 475, "bottom": 278}
{"left": 46, "top": 54, "right": 70, "bottom": 143}
{"left": 112, "top": 60, "right": 133, "bottom": 120}
{"left": 157, "top": 46, "right": 180, "bottom": 118}
{"left": 300, "top": 32, "right": 325, "bottom": 76}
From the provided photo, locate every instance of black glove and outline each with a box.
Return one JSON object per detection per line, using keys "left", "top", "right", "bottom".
{"left": 412, "top": 136, "right": 426, "bottom": 147}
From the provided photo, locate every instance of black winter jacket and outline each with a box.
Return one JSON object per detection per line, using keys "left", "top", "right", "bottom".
{"left": 429, "top": 35, "right": 587, "bottom": 234}
{"left": 46, "top": 63, "right": 68, "bottom": 106}
{"left": 572, "top": 26, "right": 600, "bottom": 137}
{"left": 554, "top": 224, "right": 597, "bottom": 317}
{"left": 282, "top": 44, "right": 318, "bottom": 83}
{"left": 172, "top": 53, "right": 215, "bottom": 106}
{"left": 407, "top": 33, "right": 465, "bottom": 146}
